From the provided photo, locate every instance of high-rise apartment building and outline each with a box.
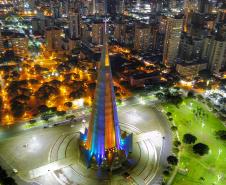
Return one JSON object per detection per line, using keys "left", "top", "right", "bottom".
{"left": 0, "top": 30, "right": 4, "bottom": 53}
{"left": 51, "top": 3, "right": 61, "bottom": 19}
{"left": 96, "top": 0, "right": 105, "bottom": 15}
{"left": 0, "top": 31, "right": 28, "bottom": 57}
{"left": 163, "top": 16, "right": 183, "bottom": 66}
{"left": 134, "top": 24, "right": 151, "bottom": 51}
{"left": 201, "top": 36, "right": 211, "bottom": 59}
{"left": 202, "top": 36, "right": 226, "bottom": 74}
{"left": 169, "top": 0, "right": 176, "bottom": 10}
{"left": 11, "top": 34, "right": 29, "bottom": 57}
{"left": 107, "top": 0, "right": 117, "bottom": 14}
{"left": 198, "top": 0, "right": 211, "bottom": 13}
{"left": 116, "top": 0, "right": 125, "bottom": 14}
{"left": 184, "top": 0, "right": 198, "bottom": 32}
{"left": 92, "top": 0, "right": 96, "bottom": 15}
{"left": 114, "top": 22, "right": 126, "bottom": 44}
{"left": 45, "top": 27, "right": 62, "bottom": 51}
{"left": 91, "top": 22, "right": 104, "bottom": 45}
{"left": 179, "top": 33, "right": 203, "bottom": 61}
{"left": 81, "top": 22, "right": 92, "bottom": 43}
{"left": 32, "top": 18, "right": 45, "bottom": 34}
{"left": 209, "top": 38, "right": 226, "bottom": 74}
{"left": 159, "top": 16, "right": 168, "bottom": 34}
{"left": 69, "top": 12, "right": 80, "bottom": 39}
{"left": 217, "top": 3, "right": 226, "bottom": 23}
{"left": 184, "top": 0, "right": 198, "bottom": 12}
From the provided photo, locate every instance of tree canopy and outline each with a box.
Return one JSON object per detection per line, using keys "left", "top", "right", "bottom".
{"left": 193, "top": 143, "right": 209, "bottom": 156}
{"left": 215, "top": 130, "right": 226, "bottom": 141}
{"left": 167, "top": 155, "right": 178, "bottom": 165}
{"left": 183, "top": 133, "right": 197, "bottom": 144}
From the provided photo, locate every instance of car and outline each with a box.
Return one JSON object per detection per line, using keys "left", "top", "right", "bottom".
{"left": 12, "top": 169, "right": 18, "bottom": 174}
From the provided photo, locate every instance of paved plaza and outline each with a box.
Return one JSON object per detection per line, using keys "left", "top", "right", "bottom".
{"left": 0, "top": 100, "right": 172, "bottom": 185}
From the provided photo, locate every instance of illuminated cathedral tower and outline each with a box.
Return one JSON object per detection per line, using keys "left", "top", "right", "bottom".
{"left": 80, "top": 20, "right": 132, "bottom": 169}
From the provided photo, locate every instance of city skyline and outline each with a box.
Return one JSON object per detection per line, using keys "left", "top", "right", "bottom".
{"left": 0, "top": 0, "right": 225, "bottom": 185}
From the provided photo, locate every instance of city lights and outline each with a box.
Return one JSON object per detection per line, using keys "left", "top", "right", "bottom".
{"left": 0, "top": 1, "right": 225, "bottom": 185}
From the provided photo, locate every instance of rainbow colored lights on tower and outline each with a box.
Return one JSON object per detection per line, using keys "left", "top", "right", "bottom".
{"left": 80, "top": 21, "right": 132, "bottom": 168}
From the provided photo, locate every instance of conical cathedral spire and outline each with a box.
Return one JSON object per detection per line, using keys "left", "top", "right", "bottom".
{"left": 80, "top": 19, "right": 132, "bottom": 169}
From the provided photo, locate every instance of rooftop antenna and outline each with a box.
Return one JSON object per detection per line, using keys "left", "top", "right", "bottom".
{"left": 103, "top": 0, "right": 109, "bottom": 34}
{"left": 103, "top": 17, "right": 110, "bottom": 35}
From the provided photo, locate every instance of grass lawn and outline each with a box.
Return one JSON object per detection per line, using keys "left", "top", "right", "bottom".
{"left": 163, "top": 98, "right": 226, "bottom": 185}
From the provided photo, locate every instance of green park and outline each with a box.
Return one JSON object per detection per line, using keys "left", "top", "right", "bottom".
{"left": 163, "top": 98, "right": 226, "bottom": 185}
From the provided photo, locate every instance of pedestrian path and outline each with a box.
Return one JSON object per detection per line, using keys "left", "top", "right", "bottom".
{"left": 29, "top": 157, "right": 75, "bottom": 179}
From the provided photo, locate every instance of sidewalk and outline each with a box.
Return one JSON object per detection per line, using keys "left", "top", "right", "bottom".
{"left": 0, "top": 155, "right": 30, "bottom": 185}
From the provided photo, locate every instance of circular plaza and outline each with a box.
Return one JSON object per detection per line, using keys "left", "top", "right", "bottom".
{"left": 0, "top": 100, "right": 172, "bottom": 185}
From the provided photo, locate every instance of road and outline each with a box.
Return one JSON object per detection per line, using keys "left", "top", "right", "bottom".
{"left": 0, "top": 107, "right": 90, "bottom": 140}
{"left": 0, "top": 94, "right": 153, "bottom": 140}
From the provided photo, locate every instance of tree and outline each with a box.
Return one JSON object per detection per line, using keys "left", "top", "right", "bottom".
{"left": 35, "top": 84, "right": 59, "bottom": 101}
{"left": 174, "top": 140, "right": 181, "bottom": 147}
{"left": 173, "top": 147, "right": 179, "bottom": 153}
{"left": 64, "top": 102, "right": 72, "bottom": 108}
{"left": 0, "top": 167, "right": 7, "bottom": 179}
{"left": 2, "top": 177, "right": 16, "bottom": 185}
{"left": 4, "top": 50, "right": 15, "bottom": 61}
{"left": 29, "top": 79, "right": 39, "bottom": 85}
{"left": 187, "top": 91, "right": 195, "bottom": 98}
{"left": 41, "top": 114, "right": 54, "bottom": 121}
{"left": 163, "top": 170, "right": 170, "bottom": 176}
{"left": 66, "top": 115, "right": 75, "bottom": 120}
{"left": 11, "top": 94, "right": 30, "bottom": 103}
{"left": 49, "top": 80, "right": 61, "bottom": 87}
{"left": 115, "top": 92, "right": 121, "bottom": 97}
{"left": 69, "top": 89, "right": 85, "bottom": 99}
{"left": 171, "top": 126, "right": 177, "bottom": 131}
{"left": 117, "top": 99, "right": 122, "bottom": 105}
{"left": 56, "top": 111, "right": 66, "bottom": 116}
{"left": 166, "top": 165, "right": 173, "bottom": 170}
{"left": 170, "top": 95, "right": 183, "bottom": 105}
{"left": 183, "top": 134, "right": 197, "bottom": 144}
{"left": 196, "top": 94, "right": 203, "bottom": 101}
{"left": 156, "top": 92, "right": 165, "bottom": 100}
{"left": 29, "top": 119, "right": 36, "bottom": 124}
{"left": 57, "top": 63, "right": 71, "bottom": 72}
{"left": 10, "top": 100, "right": 25, "bottom": 118}
{"left": 88, "top": 83, "right": 96, "bottom": 91}
{"left": 166, "top": 112, "right": 172, "bottom": 117}
{"left": 0, "top": 166, "right": 15, "bottom": 185}
{"left": 193, "top": 143, "right": 209, "bottom": 156}
{"left": 49, "top": 107, "right": 57, "bottom": 112}
{"left": 37, "top": 105, "right": 48, "bottom": 113}
{"left": 114, "top": 86, "right": 119, "bottom": 92}
{"left": 215, "top": 130, "right": 226, "bottom": 141}
{"left": 167, "top": 155, "right": 178, "bottom": 165}
{"left": 10, "top": 71, "right": 20, "bottom": 79}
